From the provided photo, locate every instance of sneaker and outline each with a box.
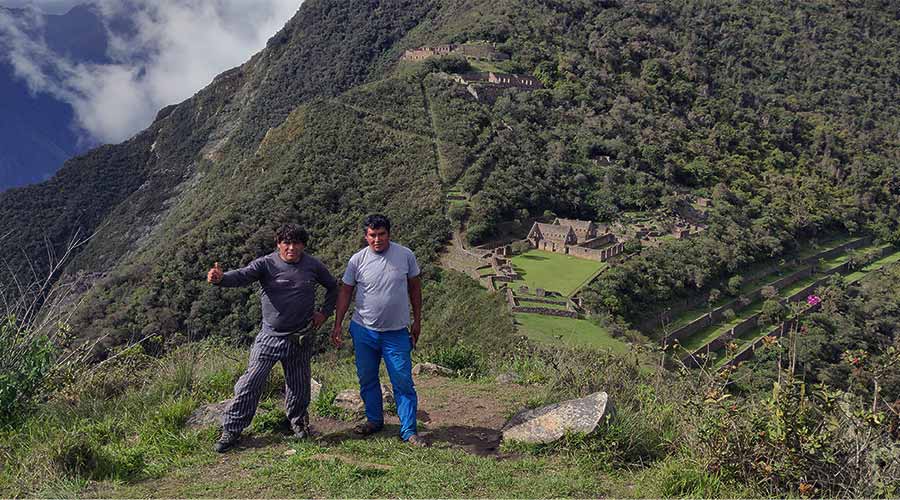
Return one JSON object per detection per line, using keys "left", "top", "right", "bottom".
{"left": 214, "top": 431, "right": 241, "bottom": 453}
{"left": 405, "top": 434, "right": 427, "bottom": 447}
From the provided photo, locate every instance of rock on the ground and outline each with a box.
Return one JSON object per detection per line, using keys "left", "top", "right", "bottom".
{"left": 412, "top": 362, "right": 456, "bottom": 377}
{"left": 310, "top": 377, "right": 322, "bottom": 402}
{"left": 334, "top": 384, "right": 394, "bottom": 413}
{"left": 501, "top": 391, "right": 612, "bottom": 444}
{"left": 186, "top": 377, "right": 322, "bottom": 429}
{"left": 495, "top": 372, "right": 520, "bottom": 384}
{"left": 186, "top": 399, "right": 231, "bottom": 429}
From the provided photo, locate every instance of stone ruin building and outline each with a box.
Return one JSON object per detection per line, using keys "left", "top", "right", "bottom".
{"left": 402, "top": 43, "right": 510, "bottom": 62}
{"left": 526, "top": 218, "right": 624, "bottom": 262}
{"left": 448, "top": 71, "right": 542, "bottom": 102}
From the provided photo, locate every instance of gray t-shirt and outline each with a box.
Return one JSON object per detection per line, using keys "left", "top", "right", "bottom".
{"left": 341, "top": 243, "right": 420, "bottom": 332}
{"left": 218, "top": 251, "right": 338, "bottom": 335}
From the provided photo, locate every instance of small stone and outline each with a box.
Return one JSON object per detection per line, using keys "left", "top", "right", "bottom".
{"left": 333, "top": 384, "right": 394, "bottom": 413}
{"left": 283, "top": 448, "right": 297, "bottom": 456}
{"left": 334, "top": 390, "right": 365, "bottom": 413}
{"left": 495, "top": 372, "right": 520, "bottom": 384}
{"left": 412, "top": 362, "right": 456, "bottom": 377}
{"left": 310, "top": 378, "right": 322, "bottom": 402}
{"left": 501, "top": 391, "right": 613, "bottom": 444}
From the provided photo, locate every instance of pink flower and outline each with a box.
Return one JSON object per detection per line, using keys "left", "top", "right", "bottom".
{"left": 806, "top": 294, "right": 821, "bottom": 306}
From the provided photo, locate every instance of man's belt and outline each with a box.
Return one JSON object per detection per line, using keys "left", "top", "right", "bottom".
{"left": 285, "top": 323, "right": 314, "bottom": 345}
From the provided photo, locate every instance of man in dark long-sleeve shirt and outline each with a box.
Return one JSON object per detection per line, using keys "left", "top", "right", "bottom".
{"left": 207, "top": 223, "right": 338, "bottom": 452}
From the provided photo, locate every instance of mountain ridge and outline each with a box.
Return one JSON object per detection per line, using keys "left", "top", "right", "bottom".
{"left": 1, "top": 0, "right": 898, "bottom": 354}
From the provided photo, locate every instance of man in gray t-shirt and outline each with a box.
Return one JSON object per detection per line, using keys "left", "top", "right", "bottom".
{"left": 207, "top": 223, "right": 337, "bottom": 452}
{"left": 332, "top": 214, "right": 425, "bottom": 446}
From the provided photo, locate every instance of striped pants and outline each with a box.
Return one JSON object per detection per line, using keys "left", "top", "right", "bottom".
{"left": 222, "top": 331, "right": 313, "bottom": 434}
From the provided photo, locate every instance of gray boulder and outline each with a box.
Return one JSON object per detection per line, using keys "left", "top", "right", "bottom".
{"left": 334, "top": 384, "right": 393, "bottom": 413}
{"left": 501, "top": 391, "right": 612, "bottom": 444}
{"left": 186, "top": 399, "right": 231, "bottom": 429}
{"left": 412, "top": 362, "right": 456, "bottom": 377}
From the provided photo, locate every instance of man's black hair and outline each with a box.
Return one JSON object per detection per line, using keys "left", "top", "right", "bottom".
{"left": 363, "top": 214, "right": 391, "bottom": 233}
{"left": 274, "top": 223, "right": 309, "bottom": 245}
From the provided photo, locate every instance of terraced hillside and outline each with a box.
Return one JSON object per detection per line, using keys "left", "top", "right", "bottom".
{"left": 660, "top": 237, "right": 900, "bottom": 368}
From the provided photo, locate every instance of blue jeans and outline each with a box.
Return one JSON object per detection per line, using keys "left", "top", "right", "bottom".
{"left": 349, "top": 321, "right": 418, "bottom": 440}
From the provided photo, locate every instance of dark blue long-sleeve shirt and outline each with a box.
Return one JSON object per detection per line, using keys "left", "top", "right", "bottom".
{"left": 217, "top": 251, "right": 338, "bottom": 335}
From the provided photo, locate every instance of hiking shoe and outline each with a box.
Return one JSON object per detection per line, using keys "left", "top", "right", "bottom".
{"left": 214, "top": 431, "right": 241, "bottom": 453}
{"left": 352, "top": 421, "right": 383, "bottom": 436}
{"left": 405, "top": 434, "right": 427, "bottom": 447}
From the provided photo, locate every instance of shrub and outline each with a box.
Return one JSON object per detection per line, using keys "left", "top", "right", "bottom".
{"left": 655, "top": 459, "right": 731, "bottom": 498}
{"left": 698, "top": 379, "right": 900, "bottom": 497}
{"left": 248, "top": 400, "right": 287, "bottom": 435}
{"left": 425, "top": 344, "right": 485, "bottom": 378}
{"left": 50, "top": 427, "right": 146, "bottom": 481}
{"left": 722, "top": 309, "right": 736, "bottom": 322}
{"left": 0, "top": 317, "right": 54, "bottom": 426}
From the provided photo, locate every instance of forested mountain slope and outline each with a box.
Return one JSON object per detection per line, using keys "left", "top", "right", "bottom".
{"left": 0, "top": 0, "right": 898, "bottom": 352}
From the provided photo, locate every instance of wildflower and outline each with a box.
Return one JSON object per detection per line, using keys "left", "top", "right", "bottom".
{"left": 806, "top": 294, "right": 821, "bottom": 306}
{"left": 799, "top": 482, "right": 815, "bottom": 497}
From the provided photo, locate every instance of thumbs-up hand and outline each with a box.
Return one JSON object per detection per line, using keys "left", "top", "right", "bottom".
{"left": 207, "top": 262, "right": 224, "bottom": 284}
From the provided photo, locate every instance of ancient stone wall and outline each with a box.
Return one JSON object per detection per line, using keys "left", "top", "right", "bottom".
{"left": 802, "top": 237, "right": 871, "bottom": 265}
{"left": 580, "top": 233, "right": 616, "bottom": 249}
{"left": 566, "top": 245, "right": 603, "bottom": 261}
{"left": 517, "top": 297, "right": 569, "bottom": 306}
{"left": 511, "top": 306, "right": 578, "bottom": 318}
{"left": 663, "top": 290, "right": 762, "bottom": 346}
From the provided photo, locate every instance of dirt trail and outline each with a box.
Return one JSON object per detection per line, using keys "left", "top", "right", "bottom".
{"left": 310, "top": 376, "right": 530, "bottom": 456}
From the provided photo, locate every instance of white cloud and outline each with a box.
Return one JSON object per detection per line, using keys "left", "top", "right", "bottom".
{"left": 0, "top": 1, "right": 82, "bottom": 14}
{"left": 0, "top": 1, "right": 300, "bottom": 144}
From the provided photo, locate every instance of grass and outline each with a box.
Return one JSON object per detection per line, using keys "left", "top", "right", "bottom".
{"left": 515, "top": 298, "right": 570, "bottom": 310}
{"left": 0, "top": 335, "right": 695, "bottom": 498}
{"left": 843, "top": 249, "right": 900, "bottom": 283}
{"left": 467, "top": 59, "right": 509, "bottom": 73}
{"left": 476, "top": 267, "right": 494, "bottom": 277}
{"left": 91, "top": 437, "right": 609, "bottom": 498}
{"left": 514, "top": 313, "right": 630, "bottom": 353}
{"left": 509, "top": 250, "right": 605, "bottom": 297}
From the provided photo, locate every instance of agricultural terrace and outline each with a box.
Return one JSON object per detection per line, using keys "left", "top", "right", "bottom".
{"left": 509, "top": 250, "right": 606, "bottom": 296}
{"left": 514, "top": 313, "right": 630, "bottom": 353}
{"left": 661, "top": 234, "right": 858, "bottom": 333}
{"left": 709, "top": 245, "right": 900, "bottom": 369}
{"left": 669, "top": 239, "right": 899, "bottom": 367}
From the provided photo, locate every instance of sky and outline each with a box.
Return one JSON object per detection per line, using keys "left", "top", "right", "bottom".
{"left": 0, "top": 1, "right": 301, "bottom": 144}
{"left": 0, "top": 0, "right": 81, "bottom": 14}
